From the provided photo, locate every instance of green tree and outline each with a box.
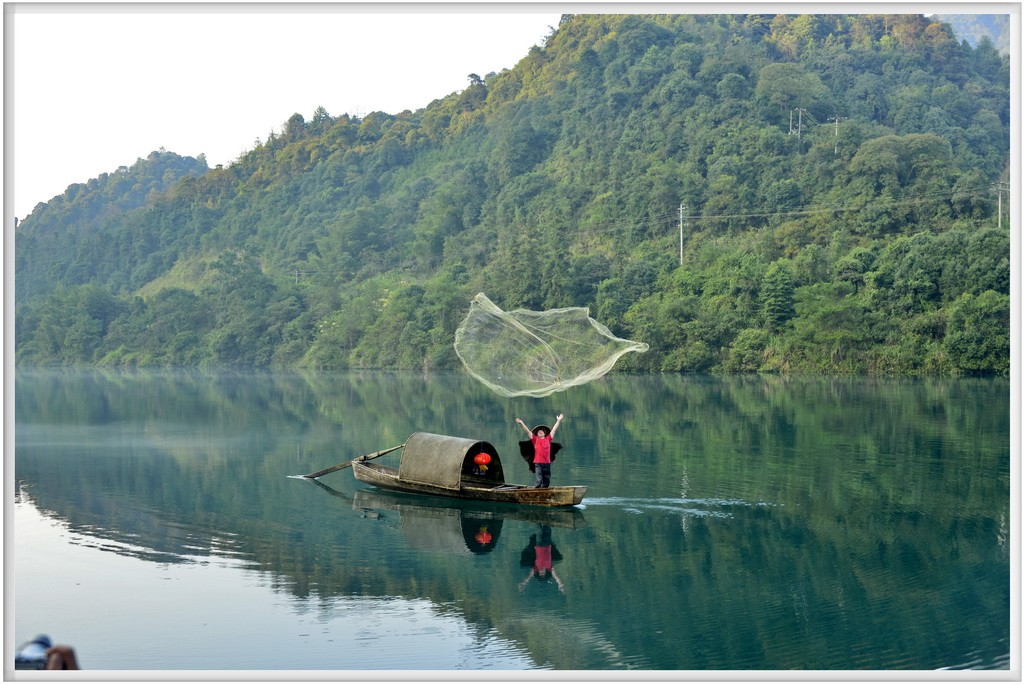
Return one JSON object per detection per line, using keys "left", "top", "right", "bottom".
{"left": 832, "top": 246, "right": 875, "bottom": 292}
{"left": 761, "top": 262, "right": 795, "bottom": 332}
{"left": 943, "top": 291, "right": 1009, "bottom": 375}
{"left": 753, "top": 63, "right": 830, "bottom": 124}
{"left": 721, "top": 327, "right": 771, "bottom": 372}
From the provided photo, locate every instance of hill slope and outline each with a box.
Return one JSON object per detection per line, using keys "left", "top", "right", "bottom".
{"left": 15, "top": 14, "right": 1011, "bottom": 375}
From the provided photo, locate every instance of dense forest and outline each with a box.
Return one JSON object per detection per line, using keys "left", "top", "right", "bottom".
{"left": 15, "top": 14, "right": 1012, "bottom": 375}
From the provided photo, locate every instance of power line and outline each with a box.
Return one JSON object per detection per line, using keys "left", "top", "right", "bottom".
{"left": 292, "top": 269, "right": 322, "bottom": 284}
{"left": 540, "top": 184, "right": 977, "bottom": 237}
{"left": 449, "top": 183, "right": 994, "bottom": 246}
{"left": 296, "top": 185, "right": 998, "bottom": 277}
{"left": 678, "top": 185, "right": 991, "bottom": 222}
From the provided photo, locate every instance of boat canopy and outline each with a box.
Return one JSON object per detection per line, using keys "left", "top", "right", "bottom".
{"left": 398, "top": 432, "right": 505, "bottom": 490}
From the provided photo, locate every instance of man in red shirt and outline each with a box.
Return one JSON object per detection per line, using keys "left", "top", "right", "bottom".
{"left": 515, "top": 414, "right": 563, "bottom": 488}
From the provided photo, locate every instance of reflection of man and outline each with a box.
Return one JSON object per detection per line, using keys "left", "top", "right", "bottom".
{"left": 518, "top": 525, "right": 565, "bottom": 593}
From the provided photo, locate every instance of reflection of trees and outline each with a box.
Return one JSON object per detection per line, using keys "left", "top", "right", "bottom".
{"left": 14, "top": 371, "right": 1009, "bottom": 669}
{"left": 586, "top": 374, "right": 1008, "bottom": 515}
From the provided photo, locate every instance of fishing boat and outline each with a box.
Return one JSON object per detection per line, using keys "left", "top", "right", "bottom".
{"left": 305, "top": 431, "right": 586, "bottom": 507}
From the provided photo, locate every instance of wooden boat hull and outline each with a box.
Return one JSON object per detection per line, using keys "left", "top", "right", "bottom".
{"left": 352, "top": 462, "right": 586, "bottom": 507}
{"left": 353, "top": 489, "right": 588, "bottom": 529}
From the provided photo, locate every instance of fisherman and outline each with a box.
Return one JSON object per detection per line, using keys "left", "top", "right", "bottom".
{"left": 515, "top": 414, "right": 563, "bottom": 488}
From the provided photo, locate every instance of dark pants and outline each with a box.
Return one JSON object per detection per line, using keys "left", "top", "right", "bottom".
{"left": 534, "top": 463, "right": 551, "bottom": 488}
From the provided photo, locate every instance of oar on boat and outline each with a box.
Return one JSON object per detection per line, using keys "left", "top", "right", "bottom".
{"left": 303, "top": 444, "right": 405, "bottom": 479}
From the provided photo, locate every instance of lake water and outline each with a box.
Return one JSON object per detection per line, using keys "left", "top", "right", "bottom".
{"left": 11, "top": 370, "right": 1011, "bottom": 673}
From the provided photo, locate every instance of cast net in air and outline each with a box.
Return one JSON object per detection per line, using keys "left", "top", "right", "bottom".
{"left": 453, "top": 293, "right": 649, "bottom": 398}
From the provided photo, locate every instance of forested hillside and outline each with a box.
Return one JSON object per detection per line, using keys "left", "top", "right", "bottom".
{"left": 15, "top": 149, "right": 209, "bottom": 304}
{"left": 15, "top": 14, "right": 1011, "bottom": 375}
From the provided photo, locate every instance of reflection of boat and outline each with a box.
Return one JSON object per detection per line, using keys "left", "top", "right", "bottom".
{"left": 353, "top": 489, "right": 588, "bottom": 531}
{"left": 354, "top": 490, "right": 504, "bottom": 555}
{"left": 352, "top": 432, "right": 586, "bottom": 507}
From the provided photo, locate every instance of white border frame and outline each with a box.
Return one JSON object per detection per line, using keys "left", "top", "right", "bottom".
{"left": 4, "top": 1, "right": 1020, "bottom": 682}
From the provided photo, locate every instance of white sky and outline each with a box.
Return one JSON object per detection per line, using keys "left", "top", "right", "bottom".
{"left": 7, "top": 6, "right": 563, "bottom": 219}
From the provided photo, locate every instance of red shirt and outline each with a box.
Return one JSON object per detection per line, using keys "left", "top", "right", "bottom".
{"left": 534, "top": 544, "right": 553, "bottom": 572}
{"left": 532, "top": 435, "right": 552, "bottom": 464}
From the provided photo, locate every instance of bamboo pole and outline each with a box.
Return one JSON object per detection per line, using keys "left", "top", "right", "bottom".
{"left": 303, "top": 444, "right": 405, "bottom": 479}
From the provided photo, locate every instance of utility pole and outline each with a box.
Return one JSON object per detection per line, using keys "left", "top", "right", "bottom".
{"left": 991, "top": 182, "right": 1009, "bottom": 229}
{"left": 995, "top": 165, "right": 1010, "bottom": 229}
{"left": 828, "top": 115, "right": 846, "bottom": 154}
{"left": 997, "top": 183, "right": 1008, "bottom": 228}
{"left": 679, "top": 204, "right": 685, "bottom": 266}
{"left": 790, "top": 108, "right": 808, "bottom": 152}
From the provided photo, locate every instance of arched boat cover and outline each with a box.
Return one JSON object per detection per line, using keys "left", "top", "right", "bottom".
{"left": 398, "top": 432, "right": 505, "bottom": 490}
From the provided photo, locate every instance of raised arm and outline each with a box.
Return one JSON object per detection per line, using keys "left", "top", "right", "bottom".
{"left": 551, "top": 567, "right": 566, "bottom": 594}
{"left": 549, "top": 413, "right": 564, "bottom": 438}
{"left": 515, "top": 418, "right": 533, "bottom": 437}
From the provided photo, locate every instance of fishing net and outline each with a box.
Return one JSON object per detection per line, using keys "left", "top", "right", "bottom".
{"left": 453, "top": 293, "right": 649, "bottom": 398}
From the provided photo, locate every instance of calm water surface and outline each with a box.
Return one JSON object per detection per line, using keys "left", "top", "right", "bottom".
{"left": 12, "top": 370, "right": 1011, "bottom": 672}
